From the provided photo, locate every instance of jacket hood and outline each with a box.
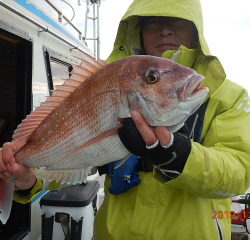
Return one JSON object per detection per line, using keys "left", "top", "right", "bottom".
{"left": 106, "top": 0, "right": 227, "bottom": 103}
{"left": 107, "top": 0, "right": 212, "bottom": 63}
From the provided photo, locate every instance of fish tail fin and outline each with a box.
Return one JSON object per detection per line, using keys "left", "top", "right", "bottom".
{"left": 0, "top": 177, "right": 16, "bottom": 224}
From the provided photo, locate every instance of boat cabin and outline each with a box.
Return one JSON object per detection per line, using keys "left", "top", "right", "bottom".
{"left": 0, "top": 1, "right": 94, "bottom": 239}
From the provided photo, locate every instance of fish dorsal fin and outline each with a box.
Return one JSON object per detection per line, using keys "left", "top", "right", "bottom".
{"left": 12, "top": 51, "right": 107, "bottom": 153}
{"left": 98, "top": 59, "right": 107, "bottom": 67}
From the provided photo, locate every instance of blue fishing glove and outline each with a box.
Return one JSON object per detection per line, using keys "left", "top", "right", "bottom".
{"left": 118, "top": 118, "right": 191, "bottom": 174}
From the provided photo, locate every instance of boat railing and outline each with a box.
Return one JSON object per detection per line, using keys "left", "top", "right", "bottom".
{"left": 45, "top": 0, "right": 83, "bottom": 41}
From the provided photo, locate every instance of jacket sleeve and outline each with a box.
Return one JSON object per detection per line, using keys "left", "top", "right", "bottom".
{"left": 14, "top": 163, "right": 98, "bottom": 204}
{"left": 154, "top": 84, "right": 250, "bottom": 199}
{"left": 13, "top": 179, "right": 62, "bottom": 204}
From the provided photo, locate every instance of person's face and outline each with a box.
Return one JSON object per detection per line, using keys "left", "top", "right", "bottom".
{"left": 142, "top": 17, "right": 197, "bottom": 57}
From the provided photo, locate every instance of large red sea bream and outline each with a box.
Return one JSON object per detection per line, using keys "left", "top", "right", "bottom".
{"left": 0, "top": 52, "right": 208, "bottom": 223}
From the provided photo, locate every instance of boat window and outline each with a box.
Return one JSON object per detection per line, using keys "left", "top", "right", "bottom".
{"left": 44, "top": 49, "right": 73, "bottom": 93}
{"left": 50, "top": 57, "right": 72, "bottom": 88}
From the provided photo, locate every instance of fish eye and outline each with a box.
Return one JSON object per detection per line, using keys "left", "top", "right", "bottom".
{"left": 145, "top": 70, "right": 160, "bottom": 84}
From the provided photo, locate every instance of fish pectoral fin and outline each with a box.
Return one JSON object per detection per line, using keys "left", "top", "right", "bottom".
{"left": 34, "top": 167, "right": 92, "bottom": 185}
{"left": 0, "top": 176, "right": 16, "bottom": 224}
{"left": 54, "top": 126, "right": 121, "bottom": 167}
{"left": 114, "top": 153, "right": 132, "bottom": 169}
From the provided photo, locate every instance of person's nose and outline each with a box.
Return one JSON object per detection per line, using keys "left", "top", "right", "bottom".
{"left": 159, "top": 23, "right": 174, "bottom": 37}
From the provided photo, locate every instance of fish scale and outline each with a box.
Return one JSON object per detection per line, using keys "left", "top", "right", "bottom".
{"left": 17, "top": 82, "right": 120, "bottom": 166}
{"left": 18, "top": 95, "right": 122, "bottom": 169}
{"left": 0, "top": 52, "right": 209, "bottom": 224}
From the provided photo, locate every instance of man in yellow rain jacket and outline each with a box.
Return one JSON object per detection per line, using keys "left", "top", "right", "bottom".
{"left": 1, "top": 0, "right": 250, "bottom": 239}
{"left": 93, "top": 0, "right": 250, "bottom": 239}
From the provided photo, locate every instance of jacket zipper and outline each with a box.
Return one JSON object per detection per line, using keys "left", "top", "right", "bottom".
{"left": 213, "top": 210, "right": 224, "bottom": 240}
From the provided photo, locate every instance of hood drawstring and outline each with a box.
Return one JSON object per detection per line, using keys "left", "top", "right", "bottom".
{"left": 189, "top": 113, "right": 199, "bottom": 140}
{"left": 170, "top": 51, "right": 181, "bottom": 62}
{"left": 119, "top": 45, "right": 130, "bottom": 56}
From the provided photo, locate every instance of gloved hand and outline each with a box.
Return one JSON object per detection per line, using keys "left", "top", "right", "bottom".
{"left": 118, "top": 118, "right": 191, "bottom": 173}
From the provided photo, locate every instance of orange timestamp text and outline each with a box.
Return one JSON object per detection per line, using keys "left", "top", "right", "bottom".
{"left": 212, "top": 210, "right": 240, "bottom": 219}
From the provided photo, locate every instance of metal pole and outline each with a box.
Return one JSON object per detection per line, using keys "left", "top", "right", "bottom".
{"left": 84, "top": 0, "right": 89, "bottom": 44}
{"left": 96, "top": 0, "right": 100, "bottom": 60}
{"left": 59, "top": 13, "right": 63, "bottom": 23}
{"left": 93, "top": 3, "right": 96, "bottom": 59}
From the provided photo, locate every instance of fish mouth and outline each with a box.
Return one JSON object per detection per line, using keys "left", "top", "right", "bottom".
{"left": 178, "top": 74, "right": 208, "bottom": 101}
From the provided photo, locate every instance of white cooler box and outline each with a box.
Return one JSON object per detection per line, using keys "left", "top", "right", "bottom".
{"left": 40, "top": 181, "right": 100, "bottom": 240}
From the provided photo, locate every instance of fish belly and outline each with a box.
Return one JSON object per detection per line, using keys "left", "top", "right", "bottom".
{"left": 48, "top": 133, "right": 130, "bottom": 170}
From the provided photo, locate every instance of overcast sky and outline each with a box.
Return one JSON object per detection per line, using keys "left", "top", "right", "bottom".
{"left": 35, "top": 0, "right": 250, "bottom": 91}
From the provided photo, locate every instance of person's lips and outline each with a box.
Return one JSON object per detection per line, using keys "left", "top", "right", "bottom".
{"left": 157, "top": 43, "right": 179, "bottom": 50}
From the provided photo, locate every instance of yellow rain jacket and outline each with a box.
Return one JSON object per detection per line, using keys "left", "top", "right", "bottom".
{"left": 93, "top": 0, "right": 250, "bottom": 239}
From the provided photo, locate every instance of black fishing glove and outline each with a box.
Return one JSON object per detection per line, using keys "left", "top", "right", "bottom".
{"left": 118, "top": 118, "right": 191, "bottom": 174}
